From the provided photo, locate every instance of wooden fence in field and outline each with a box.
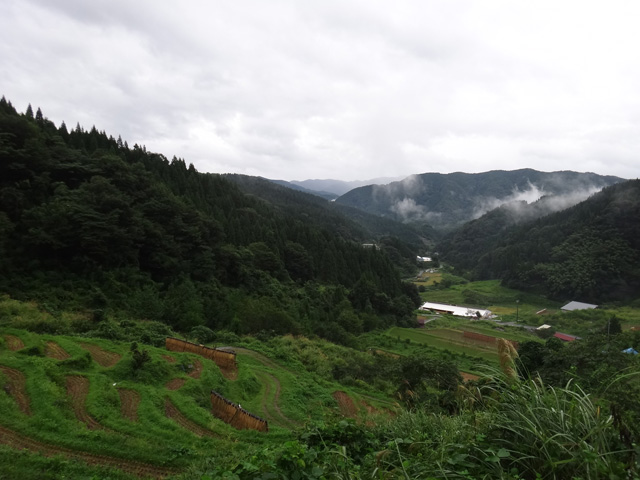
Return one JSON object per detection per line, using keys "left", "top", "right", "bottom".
{"left": 462, "top": 330, "right": 518, "bottom": 349}
{"left": 210, "top": 390, "right": 268, "bottom": 432}
{"left": 165, "top": 337, "right": 237, "bottom": 370}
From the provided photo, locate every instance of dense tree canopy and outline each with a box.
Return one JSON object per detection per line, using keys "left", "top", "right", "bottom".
{"left": 0, "top": 97, "right": 420, "bottom": 341}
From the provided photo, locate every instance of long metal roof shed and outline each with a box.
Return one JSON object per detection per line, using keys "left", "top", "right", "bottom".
{"left": 561, "top": 301, "right": 598, "bottom": 311}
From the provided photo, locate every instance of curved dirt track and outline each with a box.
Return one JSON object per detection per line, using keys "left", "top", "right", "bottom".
{"left": 164, "top": 399, "right": 217, "bottom": 438}
{"left": 235, "top": 349, "right": 301, "bottom": 429}
{"left": 256, "top": 371, "right": 300, "bottom": 429}
{"left": 3, "top": 335, "right": 24, "bottom": 351}
{"left": 65, "top": 375, "right": 102, "bottom": 430}
{"left": 45, "top": 341, "right": 70, "bottom": 360}
{"left": 161, "top": 354, "right": 176, "bottom": 363}
{"left": 118, "top": 388, "right": 140, "bottom": 422}
{"left": 79, "top": 343, "right": 121, "bottom": 367}
{"left": 0, "top": 365, "right": 31, "bottom": 415}
{"left": 0, "top": 425, "right": 178, "bottom": 479}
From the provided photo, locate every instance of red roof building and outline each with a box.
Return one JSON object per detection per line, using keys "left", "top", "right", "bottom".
{"left": 554, "top": 332, "right": 578, "bottom": 342}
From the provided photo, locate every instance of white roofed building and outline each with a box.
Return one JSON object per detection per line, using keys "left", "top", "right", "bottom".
{"left": 419, "top": 301, "right": 492, "bottom": 319}
{"left": 561, "top": 301, "right": 598, "bottom": 311}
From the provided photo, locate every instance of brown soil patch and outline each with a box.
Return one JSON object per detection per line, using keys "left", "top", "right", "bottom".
{"left": 188, "top": 360, "right": 202, "bottom": 379}
{"left": 118, "top": 388, "right": 140, "bottom": 422}
{"left": 65, "top": 376, "right": 102, "bottom": 430}
{"left": 460, "top": 372, "right": 480, "bottom": 382}
{"left": 80, "top": 343, "right": 121, "bottom": 368}
{"left": 45, "top": 341, "right": 71, "bottom": 360}
{"left": 165, "top": 378, "right": 186, "bottom": 391}
{"left": 332, "top": 391, "right": 358, "bottom": 418}
{"left": 164, "top": 399, "right": 216, "bottom": 438}
{"left": 219, "top": 364, "right": 238, "bottom": 380}
{"left": 0, "top": 365, "right": 31, "bottom": 415}
{"left": 161, "top": 354, "right": 176, "bottom": 363}
{"left": 4, "top": 335, "right": 25, "bottom": 351}
{"left": 359, "top": 400, "right": 381, "bottom": 415}
{"left": 0, "top": 425, "right": 178, "bottom": 479}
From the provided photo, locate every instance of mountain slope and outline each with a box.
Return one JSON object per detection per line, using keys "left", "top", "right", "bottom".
{"left": 335, "top": 169, "right": 623, "bottom": 230}
{"left": 0, "top": 97, "right": 419, "bottom": 340}
{"left": 441, "top": 179, "right": 640, "bottom": 302}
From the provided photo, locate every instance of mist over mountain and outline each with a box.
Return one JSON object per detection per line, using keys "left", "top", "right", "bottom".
{"left": 440, "top": 179, "right": 640, "bottom": 303}
{"left": 335, "top": 169, "right": 623, "bottom": 231}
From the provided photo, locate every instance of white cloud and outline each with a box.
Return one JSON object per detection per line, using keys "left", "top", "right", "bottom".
{"left": 1, "top": 0, "right": 640, "bottom": 180}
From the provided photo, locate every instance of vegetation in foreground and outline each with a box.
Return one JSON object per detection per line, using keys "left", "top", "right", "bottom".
{"left": 2, "top": 297, "right": 639, "bottom": 479}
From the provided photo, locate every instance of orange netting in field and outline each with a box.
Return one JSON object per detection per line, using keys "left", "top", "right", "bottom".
{"left": 165, "top": 337, "right": 236, "bottom": 369}
{"left": 210, "top": 390, "right": 268, "bottom": 432}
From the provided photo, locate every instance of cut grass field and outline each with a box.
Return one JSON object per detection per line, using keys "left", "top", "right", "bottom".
{"left": 386, "top": 326, "right": 500, "bottom": 363}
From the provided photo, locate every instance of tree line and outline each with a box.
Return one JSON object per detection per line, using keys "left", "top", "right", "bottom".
{"left": 0, "top": 97, "right": 420, "bottom": 343}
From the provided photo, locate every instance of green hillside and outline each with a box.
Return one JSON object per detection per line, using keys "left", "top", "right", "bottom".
{"left": 0, "top": 97, "right": 421, "bottom": 346}
{"left": 440, "top": 180, "right": 640, "bottom": 303}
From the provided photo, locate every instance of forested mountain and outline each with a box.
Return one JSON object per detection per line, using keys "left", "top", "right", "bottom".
{"left": 0, "top": 97, "right": 420, "bottom": 343}
{"left": 289, "top": 177, "right": 403, "bottom": 196}
{"left": 268, "top": 178, "right": 338, "bottom": 200}
{"left": 440, "top": 179, "right": 640, "bottom": 303}
{"left": 225, "top": 174, "right": 437, "bottom": 273}
{"left": 335, "top": 169, "right": 623, "bottom": 231}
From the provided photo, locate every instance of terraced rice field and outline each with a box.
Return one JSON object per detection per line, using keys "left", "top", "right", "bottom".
{"left": 45, "top": 341, "right": 70, "bottom": 360}
{"left": 3, "top": 334, "right": 24, "bottom": 351}
{"left": 164, "top": 398, "right": 217, "bottom": 438}
{"left": 0, "top": 425, "right": 178, "bottom": 479}
{"left": 80, "top": 342, "right": 122, "bottom": 367}
{"left": 118, "top": 388, "right": 140, "bottom": 422}
{"left": 66, "top": 375, "right": 103, "bottom": 430}
{"left": 1, "top": 329, "right": 395, "bottom": 477}
{"left": 0, "top": 365, "right": 31, "bottom": 415}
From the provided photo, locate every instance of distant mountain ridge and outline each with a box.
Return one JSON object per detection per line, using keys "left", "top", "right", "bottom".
{"left": 287, "top": 177, "right": 405, "bottom": 196}
{"left": 334, "top": 169, "right": 624, "bottom": 231}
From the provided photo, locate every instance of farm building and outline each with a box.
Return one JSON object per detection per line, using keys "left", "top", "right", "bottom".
{"left": 561, "top": 301, "right": 598, "bottom": 311}
{"left": 553, "top": 332, "right": 579, "bottom": 342}
{"left": 416, "top": 256, "right": 432, "bottom": 262}
{"left": 419, "top": 301, "right": 492, "bottom": 319}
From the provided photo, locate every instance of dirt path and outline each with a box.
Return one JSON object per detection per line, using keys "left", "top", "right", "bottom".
{"left": 165, "top": 378, "right": 186, "bottom": 391}
{"left": 80, "top": 343, "right": 121, "bottom": 367}
{"left": 236, "top": 348, "right": 301, "bottom": 428}
{"left": 164, "top": 399, "right": 217, "bottom": 438}
{"left": 3, "top": 335, "right": 24, "bottom": 351}
{"left": 188, "top": 360, "right": 202, "bottom": 379}
{"left": 65, "top": 376, "right": 102, "bottom": 430}
{"left": 255, "top": 371, "right": 299, "bottom": 429}
{"left": 0, "top": 425, "right": 178, "bottom": 479}
{"left": 0, "top": 365, "right": 31, "bottom": 415}
{"left": 45, "top": 341, "right": 71, "bottom": 360}
{"left": 118, "top": 388, "right": 140, "bottom": 422}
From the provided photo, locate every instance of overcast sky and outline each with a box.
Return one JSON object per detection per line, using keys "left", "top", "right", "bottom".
{"left": 1, "top": 0, "right": 639, "bottom": 181}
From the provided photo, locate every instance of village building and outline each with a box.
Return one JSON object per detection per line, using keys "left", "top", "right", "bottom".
{"left": 419, "top": 301, "right": 492, "bottom": 319}
{"left": 561, "top": 301, "right": 598, "bottom": 311}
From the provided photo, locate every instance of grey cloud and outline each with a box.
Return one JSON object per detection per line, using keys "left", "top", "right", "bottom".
{"left": 3, "top": 0, "right": 640, "bottom": 180}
